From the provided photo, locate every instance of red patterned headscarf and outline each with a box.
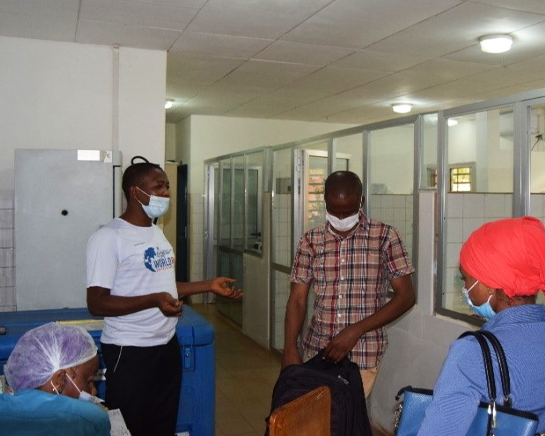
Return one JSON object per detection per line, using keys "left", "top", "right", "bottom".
{"left": 459, "top": 217, "right": 545, "bottom": 298}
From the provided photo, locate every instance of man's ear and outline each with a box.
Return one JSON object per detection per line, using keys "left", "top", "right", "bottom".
{"left": 51, "top": 369, "right": 67, "bottom": 393}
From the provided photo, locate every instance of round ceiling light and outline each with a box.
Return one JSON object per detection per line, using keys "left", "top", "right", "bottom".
{"left": 165, "top": 99, "right": 174, "bottom": 109}
{"left": 448, "top": 118, "right": 459, "bottom": 127}
{"left": 479, "top": 34, "right": 513, "bottom": 54}
{"left": 391, "top": 103, "right": 412, "bottom": 114}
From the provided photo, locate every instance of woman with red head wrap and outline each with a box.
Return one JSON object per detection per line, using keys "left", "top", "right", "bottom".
{"left": 418, "top": 217, "right": 545, "bottom": 435}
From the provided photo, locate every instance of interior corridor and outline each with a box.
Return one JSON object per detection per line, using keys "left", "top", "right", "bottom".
{"left": 191, "top": 303, "right": 389, "bottom": 436}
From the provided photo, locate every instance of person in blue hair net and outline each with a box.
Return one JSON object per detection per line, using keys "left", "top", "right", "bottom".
{"left": 0, "top": 322, "right": 110, "bottom": 436}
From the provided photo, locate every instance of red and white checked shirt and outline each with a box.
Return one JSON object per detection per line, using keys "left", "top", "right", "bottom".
{"left": 289, "top": 212, "right": 414, "bottom": 369}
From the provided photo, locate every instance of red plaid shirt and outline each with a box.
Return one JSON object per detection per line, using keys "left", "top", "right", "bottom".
{"left": 289, "top": 212, "right": 414, "bottom": 369}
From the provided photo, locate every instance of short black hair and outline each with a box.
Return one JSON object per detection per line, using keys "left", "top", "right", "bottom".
{"left": 122, "top": 162, "right": 162, "bottom": 198}
{"left": 324, "top": 171, "right": 363, "bottom": 201}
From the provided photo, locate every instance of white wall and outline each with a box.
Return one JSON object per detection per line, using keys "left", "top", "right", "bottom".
{"left": 165, "top": 123, "right": 177, "bottom": 162}
{"left": 0, "top": 36, "right": 166, "bottom": 311}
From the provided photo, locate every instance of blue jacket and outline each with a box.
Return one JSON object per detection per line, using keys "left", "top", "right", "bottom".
{"left": 418, "top": 304, "right": 545, "bottom": 435}
{"left": 0, "top": 389, "right": 110, "bottom": 436}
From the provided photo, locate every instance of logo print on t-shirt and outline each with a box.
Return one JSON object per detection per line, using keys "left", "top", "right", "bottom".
{"left": 144, "top": 247, "right": 174, "bottom": 272}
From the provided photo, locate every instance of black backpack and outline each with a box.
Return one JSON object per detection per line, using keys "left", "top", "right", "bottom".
{"left": 266, "top": 350, "right": 372, "bottom": 436}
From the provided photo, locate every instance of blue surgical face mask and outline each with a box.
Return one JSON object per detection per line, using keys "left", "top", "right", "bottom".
{"left": 462, "top": 280, "right": 497, "bottom": 319}
{"left": 137, "top": 187, "right": 170, "bottom": 218}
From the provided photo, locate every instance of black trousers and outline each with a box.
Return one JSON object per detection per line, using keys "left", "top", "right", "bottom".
{"left": 101, "top": 335, "right": 182, "bottom": 436}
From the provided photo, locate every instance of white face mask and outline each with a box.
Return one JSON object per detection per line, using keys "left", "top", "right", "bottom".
{"left": 326, "top": 212, "right": 359, "bottom": 232}
{"left": 137, "top": 187, "right": 170, "bottom": 218}
{"left": 66, "top": 374, "right": 105, "bottom": 405}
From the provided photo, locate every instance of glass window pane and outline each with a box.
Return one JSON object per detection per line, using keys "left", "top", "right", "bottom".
{"left": 246, "top": 152, "right": 263, "bottom": 253}
{"left": 334, "top": 134, "right": 363, "bottom": 180}
{"left": 220, "top": 158, "right": 231, "bottom": 247}
{"left": 272, "top": 148, "right": 293, "bottom": 267}
{"left": 530, "top": 105, "right": 545, "bottom": 226}
{"left": 368, "top": 125, "right": 414, "bottom": 257}
{"left": 447, "top": 108, "right": 513, "bottom": 194}
{"left": 530, "top": 103, "right": 545, "bottom": 314}
{"left": 421, "top": 114, "right": 438, "bottom": 189}
{"left": 443, "top": 107, "right": 514, "bottom": 317}
{"left": 233, "top": 156, "right": 245, "bottom": 250}
{"left": 302, "top": 141, "right": 328, "bottom": 233}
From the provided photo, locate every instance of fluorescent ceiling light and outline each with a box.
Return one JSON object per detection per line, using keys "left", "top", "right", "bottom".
{"left": 392, "top": 104, "right": 412, "bottom": 114}
{"left": 448, "top": 119, "right": 459, "bottom": 127}
{"left": 479, "top": 34, "right": 513, "bottom": 54}
{"left": 165, "top": 99, "right": 174, "bottom": 109}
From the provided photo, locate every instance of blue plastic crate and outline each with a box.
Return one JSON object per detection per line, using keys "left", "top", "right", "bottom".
{"left": 0, "top": 305, "right": 215, "bottom": 436}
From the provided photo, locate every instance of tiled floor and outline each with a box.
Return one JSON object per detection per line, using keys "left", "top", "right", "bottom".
{"left": 192, "top": 304, "right": 279, "bottom": 436}
{"left": 191, "top": 303, "right": 391, "bottom": 436}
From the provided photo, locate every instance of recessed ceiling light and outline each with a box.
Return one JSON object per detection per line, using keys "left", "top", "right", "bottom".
{"left": 392, "top": 104, "right": 412, "bottom": 114}
{"left": 165, "top": 99, "right": 174, "bottom": 109}
{"left": 479, "top": 34, "right": 513, "bottom": 54}
{"left": 448, "top": 118, "right": 459, "bottom": 127}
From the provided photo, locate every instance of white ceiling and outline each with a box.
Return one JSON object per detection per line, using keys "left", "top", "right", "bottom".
{"left": 3, "top": 0, "right": 545, "bottom": 124}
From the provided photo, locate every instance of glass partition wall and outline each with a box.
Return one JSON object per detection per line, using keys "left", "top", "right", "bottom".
{"left": 204, "top": 85, "right": 545, "bottom": 344}
{"left": 206, "top": 150, "right": 266, "bottom": 326}
{"left": 437, "top": 88, "right": 545, "bottom": 323}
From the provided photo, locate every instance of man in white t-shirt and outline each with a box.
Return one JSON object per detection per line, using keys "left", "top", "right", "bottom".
{"left": 86, "top": 161, "right": 241, "bottom": 436}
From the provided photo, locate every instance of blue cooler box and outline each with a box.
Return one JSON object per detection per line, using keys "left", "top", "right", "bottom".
{"left": 0, "top": 305, "right": 215, "bottom": 436}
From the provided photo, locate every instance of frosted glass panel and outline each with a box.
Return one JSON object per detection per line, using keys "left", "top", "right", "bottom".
{"left": 447, "top": 108, "right": 513, "bottom": 194}
{"left": 246, "top": 152, "right": 263, "bottom": 253}
{"left": 422, "top": 114, "right": 438, "bottom": 189}
{"left": 272, "top": 148, "right": 292, "bottom": 267}
{"left": 220, "top": 158, "right": 231, "bottom": 247}
{"left": 233, "top": 156, "right": 244, "bottom": 250}
{"left": 368, "top": 125, "right": 414, "bottom": 258}
{"left": 334, "top": 134, "right": 362, "bottom": 179}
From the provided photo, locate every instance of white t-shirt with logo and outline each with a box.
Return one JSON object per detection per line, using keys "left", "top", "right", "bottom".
{"left": 86, "top": 218, "right": 178, "bottom": 347}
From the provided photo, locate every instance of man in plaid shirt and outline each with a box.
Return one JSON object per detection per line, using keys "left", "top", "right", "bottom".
{"left": 283, "top": 171, "right": 415, "bottom": 397}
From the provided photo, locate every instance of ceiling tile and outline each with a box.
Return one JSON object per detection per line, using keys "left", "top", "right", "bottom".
{"left": 474, "top": 0, "right": 545, "bottom": 15}
{"left": 76, "top": 20, "right": 180, "bottom": 50}
{"left": 286, "top": 67, "right": 387, "bottom": 94}
{"left": 80, "top": 0, "right": 198, "bottom": 30}
{"left": 262, "top": 87, "right": 332, "bottom": 106}
{"left": 167, "top": 53, "right": 246, "bottom": 83}
{"left": 254, "top": 41, "right": 354, "bottom": 66}
{"left": 166, "top": 81, "right": 210, "bottom": 101}
{"left": 282, "top": 0, "right": 464, "bottom": 48}
{"left": 224, "top": 99, "right": 299, "bottom": 119}
{"left": 445, "top": 21, "right": 545, "bottom": 66}
{"left": 218, "top": 59, "right": 321, "bottom": 89}
{"left": 186, "top": 0, "right": 334, "bottom": 39}
{"left": 177, "top": 95, "right": 243, "bottom": 115}
{"left": 190, "top": 82, "right": 271, "bottom": 105}
{"left": 368, "top": 2, "right": 545, "bottom": 58}
{"left": 402, "top": 59, "right": 497, "bottom": 81}
{"left": 318, "top": 106, "right": 394, "bottom": 124}
{"left": 330, "top": 49, "right": 430, "bottom": 72}
{"left": 466, "top": 64, "right": 545, "bottom": 88}
{"left": 508, "top": 52, "right": 545, "bottom": 70}
{"left": 224, "top": 87, "right": 333, "bottom": 119}
{"left": 0, "top": 0, "right": 78, "bottom": 41}
{"left": 142, "top": 0, "right": 207, "bottom": 8}
{"left": 170, "top": 32, "right": 273, "bottom": 58}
